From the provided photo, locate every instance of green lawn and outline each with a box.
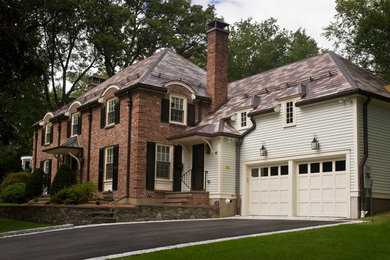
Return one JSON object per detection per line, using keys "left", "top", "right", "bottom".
{"left": 0, "top": 217, "right": 53, "bottom": 233}
{"left": 125, "top": 213, "right": 390, "bottom": 260}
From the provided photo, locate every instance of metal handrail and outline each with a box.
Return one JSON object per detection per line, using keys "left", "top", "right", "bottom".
{"left": 181, "top": 169, "right": 191, "bottom": 190}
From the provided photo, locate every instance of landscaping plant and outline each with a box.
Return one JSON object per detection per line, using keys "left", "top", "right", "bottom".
{"left": 1, "top": 172, "right": 30, "bottom": 189}
{"left": 50, "top": 182, "right": 97, "bottom": 204}
{"left": 0, "top": 183, "right": 26, "bottom": 203}
{"left": 49, "top": 164, "right": 76, "bottom": 195}
{"left": 25, "top": 168, "right": 44, "bottom": 199}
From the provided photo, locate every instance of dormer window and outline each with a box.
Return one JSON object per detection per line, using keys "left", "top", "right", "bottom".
{"left": 71, "top": 113, "right": 81, "bottom": 136}
{"left": 170, "top": 95, "right": 187, "bottom": 125}
{"left": 45, "top": 123, "right": 53, "bottom": 145}
{"left": 240, "top": 111, "right": 247, "bottom": 128}
{"left": 107, "top": 99, "right": 116, "bottom": 126}
{"left": 284, "top": 100, "right": 296, "bottom": 127}
{"left": 237, "top": 109, "right": 251, "bottom": 130}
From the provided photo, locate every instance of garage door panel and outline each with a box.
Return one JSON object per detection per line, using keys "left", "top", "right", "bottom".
{"left": 280, "top": 178, "right": 289, "bottom": 189}
{"left": 310, "top": 189, "right": 321, "bottom": 201}
{"left": 280, "top": 190, "right": 289, "bottom": 200}
{"left": 270, "top": 191, "right": 280, "bottom": 202}
{"left": 270, "top": 178, "right": 280, "bottom": 188}
{"left": 260, "top": 191, "right": 269, "bottom": 202}
{"left": 335, "top": 188, "right": 347, "bottom": 200}
{"left": 310, "top": 175, "right": 321, "bottom": 187}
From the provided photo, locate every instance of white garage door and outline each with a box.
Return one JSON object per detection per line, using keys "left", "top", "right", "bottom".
{"left": 249, "top": 165, "right": 290, "bottom": 216}
{"left": 296, "top": 159, "right": 349, "bottom": 217}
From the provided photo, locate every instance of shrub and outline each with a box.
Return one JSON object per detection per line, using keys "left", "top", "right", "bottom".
{"left": 25, "top": 168, "right": 44, "bottom": 199}
{"left": 50, "top": 182, "right": 97, "bottom": 204}
{"left": 1, "top": 172, "right": 30, "bottom": 189}
{"left": 0, "top": 183, "right": 26, "bottom": 203}
{"left": 49, "top": 164, "right": 77, "bottom": 195}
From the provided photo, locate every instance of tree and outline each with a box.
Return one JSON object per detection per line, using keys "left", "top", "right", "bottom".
{"left": 228, "top": 18, "right": 319, "bottom": 82}
{"left": 324, "top": 0, "right": 390, "bottom": 81}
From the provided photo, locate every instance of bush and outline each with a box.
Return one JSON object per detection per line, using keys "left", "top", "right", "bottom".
{"left": 49, "top": 164, "right": 77, "bottom": 195}
{"left": 50, "top": 182, "right": 97, "bottom": 204}
{"left": 25, "top": 168, "right": 44, "bottom": 199}
{"left": 0, "top": 183, "right": 26, "bottom": 203}
{"left": 1, "top": 172, "right": 30, "bottom": 189}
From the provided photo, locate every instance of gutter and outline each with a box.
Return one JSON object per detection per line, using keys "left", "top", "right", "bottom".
{"left": 87, "top": 108, "right": 92, "bottom": 181}
{"left": 359, "top": 96, "right": 371, "bottom": 217}
{"left": 126, "top": 94, "right": 133, "bottom": 198}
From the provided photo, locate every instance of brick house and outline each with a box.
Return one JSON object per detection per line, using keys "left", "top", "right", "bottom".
{"left": 33, "top": 19, "right": 390, "bottom": 218}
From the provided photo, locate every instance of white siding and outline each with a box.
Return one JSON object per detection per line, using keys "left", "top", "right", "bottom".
{"left": 222, "top": 138, "right": 237, "bottom": 194}
{"left": 365, "top": 100, "right": 390, "bottom": 194}
{"left": 205, "top": 139, "right": 220, "bottom": 194}
{"left": 241, "top": 99, "right": 356, "bottom": 192}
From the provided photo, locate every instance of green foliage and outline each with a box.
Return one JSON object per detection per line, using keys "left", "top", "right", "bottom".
{"left": 0, "top": 217, "right": 53, "bottom": 233}
{"left": 324, "top": 0, "right": 390, "bottom": 81}
{"left": 50, "top": 182, "right": 97, "bottom": 204}
{"left": 25, "top": 168, "right": 44, "bottom": 199}
{"left": 1, "top": 172, "right": 30, "bottom": 189}
{"left": 0, "top": 183, "right": 26, "bottom": 204}
{"left": 228, "top": 18, "right": 319, "bottom": 82}
{"left": 49, "top": 164, "right": 77, "bottom": 195}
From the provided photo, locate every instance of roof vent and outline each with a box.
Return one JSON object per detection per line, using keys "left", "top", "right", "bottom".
{"left": 252, "top": 95, "right": 261, "bottom": 107}
{"left": 297, "top": 84, "right": 306, "bottom": 97}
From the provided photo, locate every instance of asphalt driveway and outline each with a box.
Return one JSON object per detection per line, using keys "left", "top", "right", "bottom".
{"left": 0, "top": 218, "right": 341, "bottom": 260}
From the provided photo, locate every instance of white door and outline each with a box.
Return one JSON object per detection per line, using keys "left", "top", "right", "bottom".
{"left": 249, "top": 165, "right": 290, "bottom": 216}
{"left": 296, "top": 159, "right": 349, "bottom": 217}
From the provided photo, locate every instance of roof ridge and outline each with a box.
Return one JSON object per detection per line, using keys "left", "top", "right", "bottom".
{"left": 138, "top": 49, "right": 170, "bottom": 84}
{"left": 327, "top": 51, "right": 360, "bottom": 90}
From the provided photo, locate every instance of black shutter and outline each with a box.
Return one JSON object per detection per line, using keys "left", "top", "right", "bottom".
{"left": 173, "top": 145, "right": 183, "bottom": 192}
{"left": 49, "top": 125, "right": 54, "bottom": 143}
{"left": 48, "top": 159, "right": 52, "bottom": 189}
{"left": 98, "top": 148, "right": 104, "bottom": 192}
{"left": 41, "top": 128, "right": 45, "bottom": 146}
{"left": 112, "top": 145, "right": 119, "bottom": 190}
{"left": 161, "top": 98, "right": 169, "bottom": 123}
{"left": 115, "top": 101, "right": 120, "bottom": 124}
{"left": 40, "top": 160, "right": 44, "bottom": 169}
{"left": 100, "top": 106, "right": 106, "bottom": 128}
{"left": 77, "top": 114, "right": 82, "bottom": 135}
{"left": 146, "top": 142, "right": 156, "bottom": 190}
{"left": 187, "top": 103, "right": 195, "bottom": 126}
{"left": 67, "top": 119, "right": 71, "bottom": 138}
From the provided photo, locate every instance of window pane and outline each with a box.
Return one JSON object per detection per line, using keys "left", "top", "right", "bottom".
{"left": 105, "top": 163, "right": 113, "bottom": 180}
{"left": 335, "top": 160, "right": 346, "bottom": 171}
{"left": 156, "top": 162, "right": 170, "bottom": 179}
{"left": 261, "top": 167, "right": 268, "bottom": 177}
{"left": 281, "top": 165, "right": 288, "bottom": 175}
{"left": 323, "top": 161, "right": 332, "bottom": 172}
{"left": 299, "top": 164, "right": 308, "bottom": 174}
{"left": 311, "top": 163, "right": 320, "bottom": 173}
{"left": 251, "top": 168, "right": 259, "bottom": 177}
{"left": 241, "top": 112, "right": 247, "bottom": 127}
{"left": 170, "top": 97, "right": 185, "bottom": 123}
{"left": 270, "top": 166, "right": 278, "bottom": 176}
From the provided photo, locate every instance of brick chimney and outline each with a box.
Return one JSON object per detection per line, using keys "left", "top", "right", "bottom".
{"left": 206, "top": 19, "right": 229, "bottom": 112}
{"left": 87, "top": 74, "right": 106, "bottom": 91}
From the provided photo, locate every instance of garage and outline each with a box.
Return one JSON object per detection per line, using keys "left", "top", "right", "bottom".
{"left": 249, "top": 158, "right": 349, "bottom": 217}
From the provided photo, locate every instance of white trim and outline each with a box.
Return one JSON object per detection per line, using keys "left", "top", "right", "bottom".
{"left": 169, "top": 94, "right": 187, "bottom": 125}
{"left": 67, "top": 101, "right": 81, "bottom": 112}
{"left": 352, "top": 97, "right": 359, "bottom": 193}
{"left": 101, "top": 85, "right": 120, "bottom": 97}
{"left": 42, "top": 112, "right": 54, "bottom": 121}
{"left": 44, "top": 123, "right": 52, "bottom": 145}
{"left": 71, "top": 112, "right": 80, "bottom": 137}
{"left": 106, "top": 98, "right": 116, "bottom": 126}
{"left": 218, "top": 137, "right": 223, "bottom": 194}
{"left": 282, "top": 99, "right": 296, "bottom": 127}
{"left": 164, "top": 81, "right": 196, "bottom": 95}
{"left": 155, "top": 144, "right": 174, "bottom": 191}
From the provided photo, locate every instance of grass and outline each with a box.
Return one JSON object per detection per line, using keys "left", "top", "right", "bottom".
{"left": 0, "top": 217, "right": 53, "bottom": 233}
{"left": 124, "top": 213, "right": 390, "bottom": 260}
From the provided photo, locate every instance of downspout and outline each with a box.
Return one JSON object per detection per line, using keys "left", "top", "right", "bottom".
{"left": 87, "top": 108, "right": 92, "bottom": 181}
{"left": 235, "top": 115, "right": 257, "bottom": 215}
{"left": 57, "top": 121, "right": 61, "bottom": 170}
{"left": 126, "top": 95, "right": 133, "bottom": 198}
{"left": 359, "top": 96, "right": 371, "bottom": 217}
{"left": 34, "top": 128, "right": 38, "bottom": 170}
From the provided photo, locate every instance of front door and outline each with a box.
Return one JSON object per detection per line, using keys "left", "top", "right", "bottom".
{"left": 192, "top": 144, "right": 204, "bottom": 190}
{"left": 173, "top": 145, "right": 183, "bottom": 192}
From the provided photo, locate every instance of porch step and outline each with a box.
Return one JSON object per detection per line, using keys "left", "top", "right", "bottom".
{"left": 28, "top": 194, "right": 51, "bottom": 204}
{"left": 163, "top": 191, "right": 210, "bottom": 206}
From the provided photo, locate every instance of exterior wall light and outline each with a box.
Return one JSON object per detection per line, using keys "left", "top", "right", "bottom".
{"left": 311, "top": 134, "right": 320, "bottom": 150}
{"left": 260, "top": 143, "right": 267, "bottom": 156}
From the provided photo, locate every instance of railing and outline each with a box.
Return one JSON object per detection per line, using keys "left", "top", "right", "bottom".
{"left": 181, "top": 169, "right": 192, "bottom": 190}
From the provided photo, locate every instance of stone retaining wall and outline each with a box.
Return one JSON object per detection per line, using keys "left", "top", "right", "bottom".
{"left": 0, "top": 205, "right": 219, "bottom": 225}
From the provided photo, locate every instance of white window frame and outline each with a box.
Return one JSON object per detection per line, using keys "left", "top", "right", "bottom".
{"left": 106, "top": 99, "right": 116, "bottom": 126}
{"left": 45, "top": 123, "right": 52, "bottom": 145}
{"left": 71, "top": 112, "right": 80, "bottom": 136}
{"left": 169, "top": 95, "right": 187, "bottom": 125}
{"left": 43, "top": 160, "right": 50, "bottom": 174}
{"left": 237, "top": 109, "right": 251, "bottom": 130}
{"left": 104, "top": 146, "right": 114, "bottom": 181}
{"left": 283, "top": 100, "right": 296, "bottom": 127}
{"left": 155, "top": 144, "right": 172, "bottom": 180}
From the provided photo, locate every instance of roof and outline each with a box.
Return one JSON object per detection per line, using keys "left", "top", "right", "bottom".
{"left": 171, "top": 51, "right": 390, "bottom": 139}
{"left": 38, "top": 49, "right": 207, "bottom": 124}
{"left": 43, "top": 136, "right": 82, "bottom": 155}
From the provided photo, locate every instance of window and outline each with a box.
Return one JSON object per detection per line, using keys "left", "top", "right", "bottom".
{"left": 71, "top": 113, "right": 80, "bottom": 136}
{"left": 156, "top": 145, "right": 171, "bottom": 179}
{"left": 44, "top": 160, "right": 50, "bottom": 174}
{"left": 251, "top": 168, "right": 259, "bottom": 177}
{"left": 105, "top": 147, "right": 114, "bottom": 180}
{"left": 310, "top": 163, "right": 320, "bottom": 173}
{"left": 299, "top": 164, "right": 308, "bottom": 174}
{"left": 240, "top": 112, "right": 247, "bottom": 128}
{"left": 45, "top": 123, "right": 52, "bottom": 144}
{"left": 170, "top": 96, "right": 186, "bottom": 124}
{"left": 335, "top": 160, "right": 346, "bottom": 171}
{"left": 270, "top": 166, "right": 278, "bottom": 176}
{"left": 107, "top": 99, "right": 116, "bottom": 125}
{"left": 284, "top": 100, "right": 296, "bottom": 126}
{"left": 322, "top": 161, "right": 333, "bottom": 172}
{"left": 281, "top": 165, "right": 289, "bottom": 175}
{"left": 261, "top": 167, "right": 269, "bottom": 177}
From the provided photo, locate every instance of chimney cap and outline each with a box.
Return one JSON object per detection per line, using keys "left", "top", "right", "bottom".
{"left": 207, "top": 19, "right": 229, "bottom": 33}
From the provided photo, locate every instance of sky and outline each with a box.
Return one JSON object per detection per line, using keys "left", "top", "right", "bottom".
{"left": 193, "top": 0, "right": 337, "bottom": 50}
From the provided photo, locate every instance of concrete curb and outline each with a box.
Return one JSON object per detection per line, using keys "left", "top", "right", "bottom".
{"left": 0, "top": 224, "right": 74, "bottom": 237}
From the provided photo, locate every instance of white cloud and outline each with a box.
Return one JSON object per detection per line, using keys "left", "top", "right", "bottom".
{"left": 193, "top": 0, "right": 337, "bottom": 50}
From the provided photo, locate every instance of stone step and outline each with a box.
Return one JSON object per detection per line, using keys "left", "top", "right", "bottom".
{"left": 91, "top": 217, "right": 117, "bottom": 224}
{"left": 92, "top": 211, "right": 114, "bottom": 218}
